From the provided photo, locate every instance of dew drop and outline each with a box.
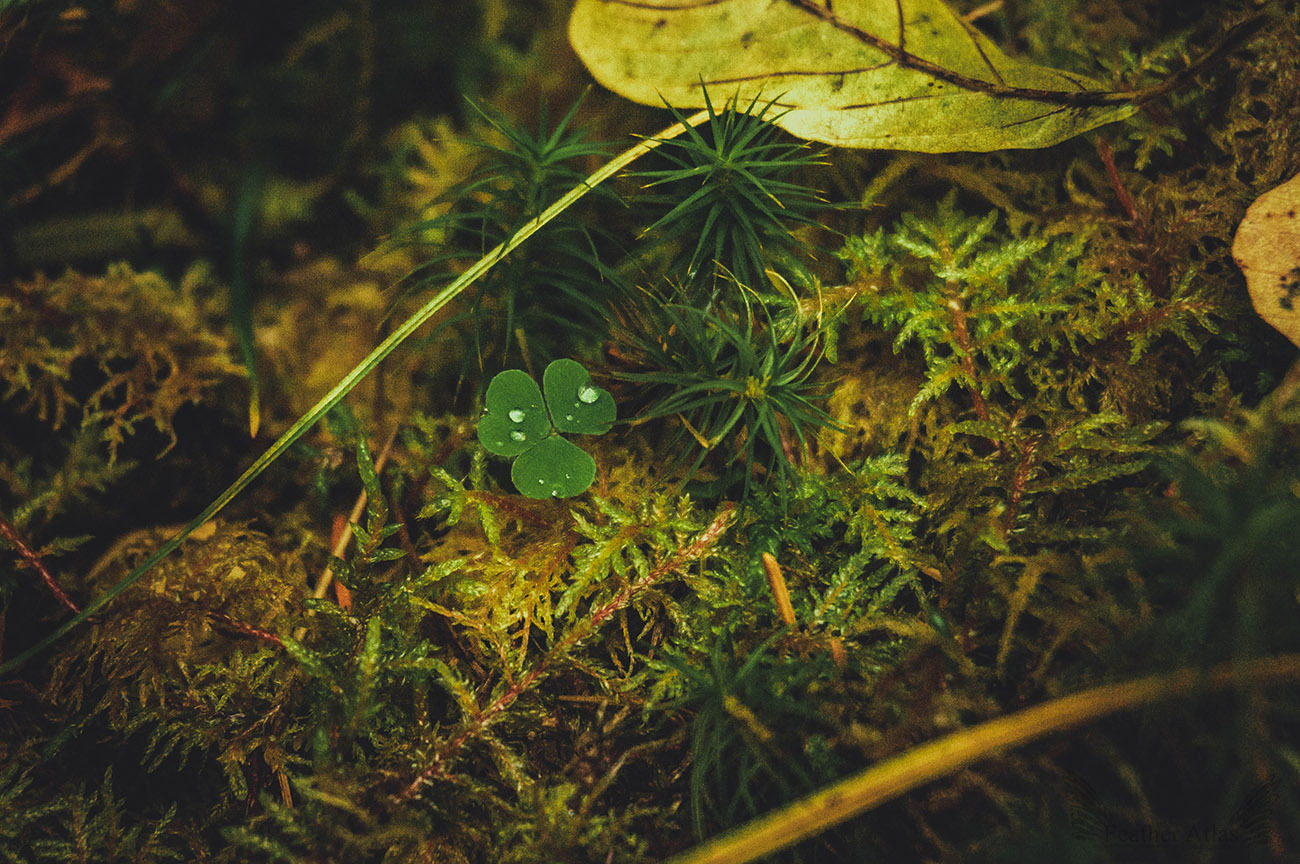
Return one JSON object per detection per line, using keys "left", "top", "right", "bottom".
{"left": 508, "top": 409, "right": 526, "bottom": 423}
{"left": 564, "top": 414, "right": 574, "bottom": 422}
{"left": 577, "top": 385, "right": 599, "bottom": 404}
{"left": 510, "top": 430, "right": 526, "bottom": 442}
{"left": 537, "top": 478, "right": 545, "bottom": 485}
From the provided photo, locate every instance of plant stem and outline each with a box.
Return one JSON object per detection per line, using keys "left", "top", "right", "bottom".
{"left": 946, "top": 295, "right": 988, "bottom": 422}
{"left": 0, "top": 512, "right": 79, "bottom": 613}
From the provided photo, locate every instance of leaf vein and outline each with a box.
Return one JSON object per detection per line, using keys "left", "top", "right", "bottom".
{"left": 700, "top": 61, "right": 894, "bottom": 87}
{"left": 784, "top": 0, "right": 1126, "bottom": 107}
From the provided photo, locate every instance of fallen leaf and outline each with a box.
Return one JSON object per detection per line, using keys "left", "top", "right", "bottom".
{"left": 569, "top": 0, "right": 1134, "bottom": 152}
{"left": 1233, "top": 172, "right": 1300, "bottom": 349}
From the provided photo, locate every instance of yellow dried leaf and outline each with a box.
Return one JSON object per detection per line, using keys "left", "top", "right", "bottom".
{"left": 569, "top": 0, "right": 1134, "bottom": 152}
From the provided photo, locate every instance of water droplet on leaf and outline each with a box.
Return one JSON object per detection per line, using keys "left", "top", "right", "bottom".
{"left": 565, "top": 414, "right": 574, "bottom": 422}
{"left": 577, "top": 385, "right": 599, "bottom": 404}
{"left": 508, "top": 409, "right": 526, "bottom": 423}
{"left": 510, "top": 430, "right": 526, "bottom": 442}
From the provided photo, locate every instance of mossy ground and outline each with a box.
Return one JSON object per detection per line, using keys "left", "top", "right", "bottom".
{"left": 2, "top": 1, "right": 1299, "bottom": 862}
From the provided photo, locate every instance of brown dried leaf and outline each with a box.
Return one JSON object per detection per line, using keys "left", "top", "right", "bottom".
{"left": 1233, "top": 172, "right": 1300, "bottom": 349}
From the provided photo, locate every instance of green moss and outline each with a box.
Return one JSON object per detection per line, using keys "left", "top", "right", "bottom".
{"left": 2, "top": 1, "right": 1300, "bottom": 862}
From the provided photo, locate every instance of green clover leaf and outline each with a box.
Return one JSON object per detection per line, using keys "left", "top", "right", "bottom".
{"left": 477, "top": 359, "right": 615, "bottom": 498}
{"left": 544, "top": 358, "right": 616, "bottom": 434}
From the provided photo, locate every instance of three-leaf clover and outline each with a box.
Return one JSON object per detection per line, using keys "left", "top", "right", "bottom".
{"left": 477, "top": 359, "right": 616, "bottom": 498}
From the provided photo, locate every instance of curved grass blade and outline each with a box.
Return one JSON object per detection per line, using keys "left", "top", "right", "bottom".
{"left": 668, "top": 654, "right": 1300, "bottom": 864}
{"left": 0, "top": 108, "right": 711, "bottom": 675}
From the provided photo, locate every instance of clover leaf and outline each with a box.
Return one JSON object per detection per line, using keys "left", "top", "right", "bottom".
{"left": 477, "top": 359, "right": 615, "bottom": 498}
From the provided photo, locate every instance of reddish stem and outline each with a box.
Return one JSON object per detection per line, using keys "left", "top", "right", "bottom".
{"left": 1096, "top": 138, "right": 1171, "bottom": 294}
{"left": 465, "top": 491, "right": 551, "bottom": 528}
{"left": 1001, "top": 436, "right": 1041, "bottom": 535}
{"left": 947, "top": 297, "right": 990, "bottom": 423}
{"left": 0, "top": 513, "right": 80, "bottom": 613}
{"left": 206, "top": 611, "right": 284, "bottom": 647}
{"left": 1096, "top": 138, "right": 1142, "bottom": 230}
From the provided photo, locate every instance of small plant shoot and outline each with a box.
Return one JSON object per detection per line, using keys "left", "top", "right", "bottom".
{"left": 477, "top": 358, "right": 615, "bottom": 498}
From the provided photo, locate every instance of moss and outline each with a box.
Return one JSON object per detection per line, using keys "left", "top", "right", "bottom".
{"left": 2, "top": 1, "right": 1300, "bottom": 862}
